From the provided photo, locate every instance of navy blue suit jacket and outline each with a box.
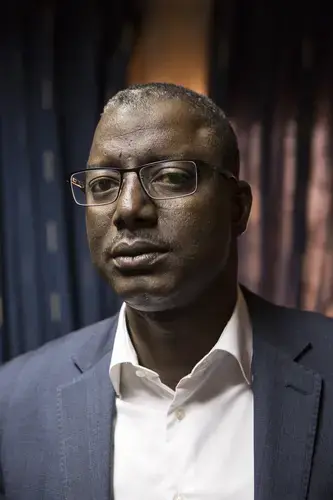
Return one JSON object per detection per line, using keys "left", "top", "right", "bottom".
{"left": 1, "top": 288, "right": 333, "bottom": 499}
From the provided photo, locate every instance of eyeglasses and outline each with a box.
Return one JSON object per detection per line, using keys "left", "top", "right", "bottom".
{"left": 68, "top": 160, "right": 237, "bottom": 207}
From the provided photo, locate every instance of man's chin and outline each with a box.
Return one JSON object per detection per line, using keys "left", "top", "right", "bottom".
{"left": 109, "top": 274, "right": 181, "bottom": 312}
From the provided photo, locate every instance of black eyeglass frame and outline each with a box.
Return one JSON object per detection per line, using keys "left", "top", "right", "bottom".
{"left": 67, "top": 159, "right": 238, "bottom": 207}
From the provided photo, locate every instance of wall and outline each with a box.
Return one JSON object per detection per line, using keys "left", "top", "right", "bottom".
{"left": 128, "top": 0, "right": 212, "bottom": 94}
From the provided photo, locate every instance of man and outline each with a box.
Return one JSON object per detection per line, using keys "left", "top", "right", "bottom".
{"left": 0, "top": 83, "right": 333, "bottom": 500}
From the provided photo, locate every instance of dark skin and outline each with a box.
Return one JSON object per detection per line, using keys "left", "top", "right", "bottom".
{"left": 87, "top": 99, "right": 252, "bottom": 389}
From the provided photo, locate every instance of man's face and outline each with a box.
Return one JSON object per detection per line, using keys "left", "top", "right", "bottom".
{"left": 86, "top": 99, "right": 250, "bottom": 311}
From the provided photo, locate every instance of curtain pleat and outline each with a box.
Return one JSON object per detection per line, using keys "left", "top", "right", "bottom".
{"left": 0, "top": 0, "right": 139, "bottom": 361}
{"left": 210, "top": 0, "right": 333, "bottom": 315}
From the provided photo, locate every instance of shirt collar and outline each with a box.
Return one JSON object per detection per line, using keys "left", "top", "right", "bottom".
{"left": 109, "top": 287, "right": 253, "bottom": 395}
{"left": 211, "top": 287, "right": 252, "bottom": 384}
{"left": 109, "top": 302, "right": 138, "bottom": 396}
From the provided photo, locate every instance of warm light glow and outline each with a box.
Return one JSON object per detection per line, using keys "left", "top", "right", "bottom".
{"left": 128, "top": 0, "right": 212, "bottom": 95}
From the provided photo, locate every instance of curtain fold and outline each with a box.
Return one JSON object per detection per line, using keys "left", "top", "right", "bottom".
{"left": 0, "top": 0, "right": 140, "bottom": 361}
{"left": 210, "top": 0, "right": 333, "bottom": 316}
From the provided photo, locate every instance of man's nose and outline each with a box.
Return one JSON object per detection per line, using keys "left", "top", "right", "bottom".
{"left": 112, "top": 172, "right": 157, "bottom": 230}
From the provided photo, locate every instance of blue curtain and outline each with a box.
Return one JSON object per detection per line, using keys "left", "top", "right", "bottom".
{"left": 0, "top": 1, "right": 139, "bottom": 362}
{"left": 210, "top": 0, "right": 333, "bottom": 317}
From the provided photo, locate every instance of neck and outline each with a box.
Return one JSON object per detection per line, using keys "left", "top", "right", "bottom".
{"left": 125, "top": 271, "right": 238, "bottom": 389}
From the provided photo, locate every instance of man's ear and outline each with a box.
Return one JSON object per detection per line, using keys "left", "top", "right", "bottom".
{"left": 232, "top": 180, "right": 252, "bottom": 237}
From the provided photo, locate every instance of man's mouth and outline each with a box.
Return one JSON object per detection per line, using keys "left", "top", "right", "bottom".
{"left": 110, "top": 240, "right": 168, "bottom": 271}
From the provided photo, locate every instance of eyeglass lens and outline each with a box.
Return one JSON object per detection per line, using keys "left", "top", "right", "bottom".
{"left": 70, "top": 161, "right": 198, "bottom": 206}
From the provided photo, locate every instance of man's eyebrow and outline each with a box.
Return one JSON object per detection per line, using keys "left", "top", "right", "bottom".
{"left": 87, "top": 152, "right": 191, "bottom": 169}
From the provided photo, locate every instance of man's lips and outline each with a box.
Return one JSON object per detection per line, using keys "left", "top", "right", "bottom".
{"left": 110, "top": 240, "right": 168, "bottom": 258}
{"left": 109, "top": 240, "right": 169, "bottom": 271}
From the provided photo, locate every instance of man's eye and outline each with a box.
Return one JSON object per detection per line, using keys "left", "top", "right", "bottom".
{"left": 89, "top": 177, "right": 120, "bottom": 193}
{"left": 152, "top": 169, "right": 193, "bottom": 185}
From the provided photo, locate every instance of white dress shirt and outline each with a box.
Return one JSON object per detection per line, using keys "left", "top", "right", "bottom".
{"left": 110, "top": 288, "right": 254, "bottom": 500}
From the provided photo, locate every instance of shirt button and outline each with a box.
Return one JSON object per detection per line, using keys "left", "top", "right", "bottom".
{"left": 135, "top": 370, "right": 146, "bottom": 378}
{"left": 175, "top": 408, "right": 185, "bottom": 421}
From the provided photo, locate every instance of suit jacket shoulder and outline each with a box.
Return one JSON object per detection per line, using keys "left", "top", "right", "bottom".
{"left": 0, "top": 315, "right": 118, "bottom": 423}
{"left": 0, "top": 316, "right": 118, "bottom": 497}
{"left": 244, "top": 288, "right": 333, "bottom": 376}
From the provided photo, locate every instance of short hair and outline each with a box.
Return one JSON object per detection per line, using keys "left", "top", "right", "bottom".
{"left": 103, "top": 82, "right": 240, "bottom": 176}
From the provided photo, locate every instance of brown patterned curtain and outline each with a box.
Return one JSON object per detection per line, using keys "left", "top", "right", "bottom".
{"left": 209, "top": 0, "right": 333, "bottom": 316}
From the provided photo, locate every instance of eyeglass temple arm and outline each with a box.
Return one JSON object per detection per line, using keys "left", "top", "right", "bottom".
{"left": 217, "top": 169, "right": 237, "bottom": 181}
{"left": 71, "top": 177, "right": 86, "bottom": 192}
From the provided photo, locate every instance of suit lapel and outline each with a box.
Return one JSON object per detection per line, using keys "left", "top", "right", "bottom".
{"left": 245, "top": 290, "right": 322, "bottom": 500}
{"left": 57, "top": 319, "right": 118, "bottom": 500}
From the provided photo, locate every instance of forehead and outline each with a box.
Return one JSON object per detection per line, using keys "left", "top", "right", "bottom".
{"left": 88, "top": 99, "right": 217, "bottom": 166}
